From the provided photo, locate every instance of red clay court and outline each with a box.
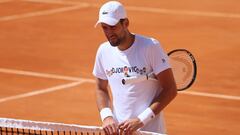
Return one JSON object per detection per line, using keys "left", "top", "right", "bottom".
{"left": 0, "top": 0, "right": 239, "bottom": 134}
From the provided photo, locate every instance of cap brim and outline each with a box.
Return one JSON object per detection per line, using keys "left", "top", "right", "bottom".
{"left": 94, "top": 17, "right": 119, "bottom": 27}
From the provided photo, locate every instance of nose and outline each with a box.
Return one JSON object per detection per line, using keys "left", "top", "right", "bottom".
{"left": 104, "top": 27, "right": 114, "bottom": 35}
{"left": 104, "top": 29, "right": 115, "bottom": 39}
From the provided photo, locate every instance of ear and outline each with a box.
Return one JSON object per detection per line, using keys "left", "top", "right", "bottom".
{"left": 124, "top": 18, "right": 129, "bottom": 27}
{"left": 125, "top": 18, "right": 129, "bottom": 27}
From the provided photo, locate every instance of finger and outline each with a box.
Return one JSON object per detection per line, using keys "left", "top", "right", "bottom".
{"left": 108, "top": 125, "right": 114, "bottom": 135}
{"left": 118, "top": 121, "right": 125, "bottom": 129}
{"left": 123, "top": 128, "right": 130, "bottom": 135}
{"left": 110, "top": 123, "right": 118, "bottom": 135}
{"left": 128, "top": 127, "right": 133, "bottom": 135}
{"left": 119, "top": 128, "right": 123, "bottom": 135}
{"left": 132, "top": 124, "right": 141, "bottom": 132}
{"left": 119, "top": 121, "right": 130, "bottom": 135}
{"left": 122, "top": 121, "right": 129, "bottom": 129}
{"left": 103, "top": 126, "right": 110, "bottom": 135}
{"left": 125, "top": 124, "right": 132, "bottom": 135}
{"left": 118, "top": 123, "right": 126, "bottom": 135}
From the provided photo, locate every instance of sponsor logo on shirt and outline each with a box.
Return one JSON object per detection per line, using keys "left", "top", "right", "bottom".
{"left": 106, "top": 66, "right": 146, "bottom": 77}
{"left": 102, "top": 11, "right": 108, "bottom": 15}
{"left": 162, "top": 58, "right": 166, "bottom": 63}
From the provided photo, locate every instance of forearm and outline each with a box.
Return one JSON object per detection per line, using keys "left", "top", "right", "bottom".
{"left": 150, "top": 85, "right": 177, "bottom": 115}
{"left": 149, "top": 68, "right": 178, "bottom": 115}
{"left": 95, "top": 80, "right": 118, "bottom": 135}
{"left": 96, "top": 88, "right": 112, "bottom": 111}
{"left": 96, "top": 87, "right": 115, "bottom": 122}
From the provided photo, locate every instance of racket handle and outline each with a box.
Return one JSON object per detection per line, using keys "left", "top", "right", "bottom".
{"left": 122, "top": 72, "right": 155, "bottom": 85}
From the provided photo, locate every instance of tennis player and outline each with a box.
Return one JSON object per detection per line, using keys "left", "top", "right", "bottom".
{"left": 93, "top": 1, "right": 177, "bottom": 135}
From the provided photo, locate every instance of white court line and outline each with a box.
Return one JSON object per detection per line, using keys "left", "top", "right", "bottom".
{"left": 181, "top": 91, "right": 240, "bottom": 101}
{"left": 0, "top": 68, "right": 95, "bottom": 83}
{"left": 0, "top": 3, "right": 89, "bottom": 21}
{"left": 0, "top": 0, "right": 239, "bottom": 22}
{"left": 0, "top": 0, "right": 12, "bottom": 3}
{"left": 24, "top": 0, "right": 81, "bottom": 5}
{"left": 0, "top": 81, "right": 84, "bottom": 103}
{"left": 126, "top": 6, "right": 240, "bottom": 19}
{"left": 25, "top": 0, "right": 240, "bottom": 19}
{"left": 0, "top": 68, "right": 239, "bottom": 101}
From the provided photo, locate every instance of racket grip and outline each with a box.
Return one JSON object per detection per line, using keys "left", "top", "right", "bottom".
{"left": 122, "top": 75, "right": 148, "bottom": 85}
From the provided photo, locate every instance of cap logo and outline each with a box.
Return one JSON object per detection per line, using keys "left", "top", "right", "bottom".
{"left": 102, "top": 11, "right": 108, "bottom": 15}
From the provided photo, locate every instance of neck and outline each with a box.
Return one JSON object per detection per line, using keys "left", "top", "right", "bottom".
{"left": 117, "top": 33, "right": 135, "bottom": 51}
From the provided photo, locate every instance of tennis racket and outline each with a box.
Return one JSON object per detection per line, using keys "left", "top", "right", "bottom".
{"left": 122, "top": 49, "right": 197, "bottom": 91}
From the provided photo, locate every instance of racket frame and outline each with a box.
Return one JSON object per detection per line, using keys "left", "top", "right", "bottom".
{"left": 167, "top": 49, "right": 197, "bottom": 91}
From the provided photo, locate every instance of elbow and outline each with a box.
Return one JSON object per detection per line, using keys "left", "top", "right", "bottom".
{"left": 173, "top": 88, "right": 178, "bottom": 99}
{"left": 170, "top": 84, "right": 178, "bottom": 100}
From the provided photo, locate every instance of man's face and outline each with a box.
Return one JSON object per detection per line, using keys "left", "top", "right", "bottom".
{"left": 101, "top": 20, "right": 127, "bottom": 47}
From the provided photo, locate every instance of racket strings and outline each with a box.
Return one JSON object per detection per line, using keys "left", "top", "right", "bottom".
{"left": 169, "top": 52, "right": 194, "bottom": 90}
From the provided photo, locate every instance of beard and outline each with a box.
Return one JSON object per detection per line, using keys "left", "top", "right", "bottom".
{"left": 108, "top": 34, "right": 126, "bottom": 47}
{"left": 107, "top": 35, "right": 121, "bottom": 47}
{"left": 109, "top": 39, "right": 121, "bottom": 47}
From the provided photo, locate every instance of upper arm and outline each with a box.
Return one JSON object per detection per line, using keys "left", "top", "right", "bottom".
{"left": 150, "top": 68, "right": 177, "bottom": 115}
{"left": 95, "top": 78, "right": 111, "bottom": 110}
{"left": 96, "top": 78, "right": 109, "bottom": 92}
{"left": 92, "top": 45, "right": 108, "bottom": 80}
{"left": 147, "top": 40, "right": 170, "bottom": 75}
{"left": 156, "top": 68, "right": 177, "bottom": 91}
{"left": 146, "top": 39, "right": 176, "bottom": 90}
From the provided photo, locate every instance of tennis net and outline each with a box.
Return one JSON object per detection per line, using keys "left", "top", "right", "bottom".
{"left": 0, "top": 118, "right": 165, "bottom": 135}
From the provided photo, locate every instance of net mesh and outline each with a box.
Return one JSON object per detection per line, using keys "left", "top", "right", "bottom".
{"left": 0, "top": 118, "right": 165, "bottom": 135}
{"left": 169, "top": 50, "right": 195, "bottom": 90}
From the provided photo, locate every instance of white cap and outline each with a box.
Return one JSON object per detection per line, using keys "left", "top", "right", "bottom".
{"left": 95, "top": 1, "right": 127, "bottom": 27}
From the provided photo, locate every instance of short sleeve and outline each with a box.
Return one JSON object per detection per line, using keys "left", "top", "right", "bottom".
{"left": 147, "top": 39, "right": 170, "bottom": 75}
{"left": 92, "top": 45, "right": 108, "bottom": 80}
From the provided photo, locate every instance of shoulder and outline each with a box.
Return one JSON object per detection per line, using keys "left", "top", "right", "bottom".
{"left": 96, "top": 41, "right": 112, "bottom": 54}
{"left": 135, "top": 34, "right": 167, "bottom": 57}
{"left": 135, "top": 34, "right": 162, "bottom": 48}
{"left": 98, "top": 41, "right": 110, "bottom": 50}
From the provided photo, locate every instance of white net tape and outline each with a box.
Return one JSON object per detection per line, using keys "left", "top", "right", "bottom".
{"left": 0, "top": 118, "right": 166, "bottom": 135}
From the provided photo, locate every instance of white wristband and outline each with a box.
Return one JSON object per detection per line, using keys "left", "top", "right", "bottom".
{"left": 137, "top": 108, "right": 155, "bottom": 125}
{"left": 100, "top": 108, "right": 113, "bottom": 122}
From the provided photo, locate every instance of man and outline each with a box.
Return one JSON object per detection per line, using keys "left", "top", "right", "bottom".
{"left": 93, "top": 1, "right": 177, "bottom": 134}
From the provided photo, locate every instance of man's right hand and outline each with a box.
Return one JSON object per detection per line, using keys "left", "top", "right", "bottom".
{"left": 102, "top": 116, "right": 118, "bottom": 135}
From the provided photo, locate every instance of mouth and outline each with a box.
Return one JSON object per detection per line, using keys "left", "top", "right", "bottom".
{"left": 108, "top": 35, "right": 117, "bottom": 42}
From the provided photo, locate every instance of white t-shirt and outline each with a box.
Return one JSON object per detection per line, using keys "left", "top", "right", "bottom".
{"left": 93, "top": 34, "right": 170, "bottom": 134}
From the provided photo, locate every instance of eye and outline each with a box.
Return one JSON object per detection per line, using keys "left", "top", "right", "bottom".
{"left": 102, "top": 25, "right": 106, "bottom": 29}
{"left": 110, "top": 26, "right": 117, "bottom": 30}
{"left": 102, "top": 26, "right": 108, "bottom": 31}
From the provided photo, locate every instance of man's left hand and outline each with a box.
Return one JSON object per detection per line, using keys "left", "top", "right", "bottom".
{"left": 118, "top": 118, "right": 144, "bottom": 135}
